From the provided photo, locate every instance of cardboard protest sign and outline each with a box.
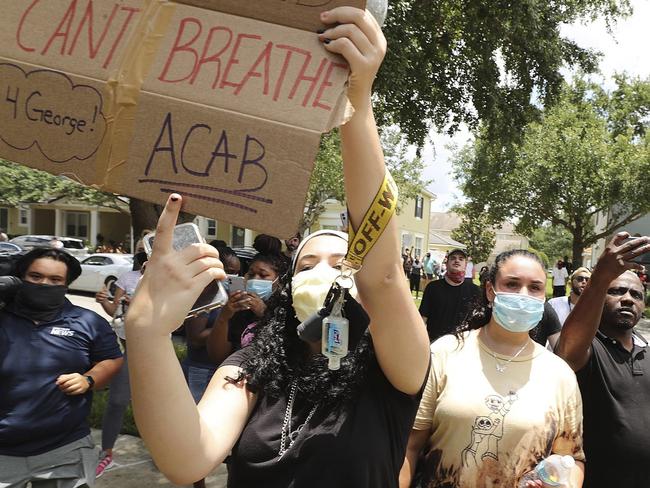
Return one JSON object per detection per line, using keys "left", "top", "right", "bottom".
{"left": 0, "top": 0, "right": 365, "bottom": 236}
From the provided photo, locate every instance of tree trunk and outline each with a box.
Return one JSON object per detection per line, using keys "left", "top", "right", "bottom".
{"left": 572, "top": 237, "right": 584, "bottom": 267}
{"left": 129, "top": 198, "right": 162, "bottom": 244}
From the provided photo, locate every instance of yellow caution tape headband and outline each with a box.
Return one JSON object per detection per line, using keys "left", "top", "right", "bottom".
{"left": 344, "top": 170, "right": 398, "bottom": 269}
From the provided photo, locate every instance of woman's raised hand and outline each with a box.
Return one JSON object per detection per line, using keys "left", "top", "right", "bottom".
{"left": 319, "top": 7, "right": 387, "bottom": 109}
{"left": 126, "top": 194, "right": 226, "bottom": 337}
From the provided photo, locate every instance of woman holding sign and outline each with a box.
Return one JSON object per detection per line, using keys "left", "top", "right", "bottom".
{"left": 125, "top": 8, "right": 430, "bottom": 487}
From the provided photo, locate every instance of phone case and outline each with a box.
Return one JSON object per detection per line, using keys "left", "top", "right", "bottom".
{"left": 142, "top": 222, "right": 203, "bottom": 257}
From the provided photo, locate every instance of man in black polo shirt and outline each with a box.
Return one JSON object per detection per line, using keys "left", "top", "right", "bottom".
{"left": 557, "top": 233, "right": 650, "bottom": 488}
{"left": 419, "top": 248, "right": 480, "bottom": 342}
{"left": 0, "top": 248, "right": 123, "bottom": 487}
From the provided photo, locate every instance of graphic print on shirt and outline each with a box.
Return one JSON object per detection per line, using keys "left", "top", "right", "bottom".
{"left": 461, "top": 392, "right": 518, "bottom": 467}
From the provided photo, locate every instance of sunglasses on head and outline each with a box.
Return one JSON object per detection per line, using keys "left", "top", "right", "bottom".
{"left": 573, "top": 276, "right": 589, "bottom": 282}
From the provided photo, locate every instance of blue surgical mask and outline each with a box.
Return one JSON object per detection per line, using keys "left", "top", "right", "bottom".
{"left": 246, "top": 279, "right": 274, "bottom": 301}
{"left": 492, "top": 292, "right": 544, "bottom": 333}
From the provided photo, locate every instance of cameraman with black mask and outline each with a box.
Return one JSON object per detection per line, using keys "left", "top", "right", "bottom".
{"left": 0, "top": 248, "right": 123, "bottom": 487}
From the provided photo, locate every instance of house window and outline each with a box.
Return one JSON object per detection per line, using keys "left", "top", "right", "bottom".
{"left": 0, "top": 208, "right": 7, "bottom": 231}
{"left": 414, "top": 195, "right": 424, "bottom": 219}
{"left": 401, "top": 233, "right": 413, "bottom": 253}
{"left": 414, "top": 236, "right": 423, "bottom": 258}
{"left": 65, "top": 211, "right": 89, "bottom": 238}
{"left": 19, "top": 207, "right": 29, "bottom": 227}
{"left": 207, "top": 219, "right": 217, "bottom": 237}
{"left": 231, "top": 226, "right": 245, "bottom": 247}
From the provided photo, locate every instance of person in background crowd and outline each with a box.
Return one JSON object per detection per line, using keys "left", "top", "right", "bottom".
{"left": 206, "top": 251, "right": 287, "bottom": 365}
{"left": 423, "top": 253, "right": 435, "bottom": 289}
{"left": 420, "top": 248, "right": 481, "bottom": 342}
{"left": 0, "top": 248, "right": 123, "bottom": 487}
{"left": 49, "top": 237, "right": 64, "bottom": 249}
{"left": 478, "top": 265, "right": 490, "bottom": 287}
{"left": 552, "top": 260, "right": 569, "bottom": 297}
{"left": 93, "top": 251, "right": 148, "bottom": 478}
{"left": 410, "top": 258, "right": 424, "bottom": 298}
{"left": 530, "top": 302, "right": 563, "bottom": 350}
{"left": 209, "top": 240, "right": 228, "bottom": 249}
{"left": 557, "top": 233, "right": 650, "bottom": 488}
{"left": 183, "top": 246, "right": 241, "bottom": 488}
{"left": 401, "top": 249, "right": 584, "bottom": 488}
{"left": 284, "top": 232, "right": 302, "bottom": 261}
{"left": 403, "top": 248, "right": 413, "bottom": 278}
{"left": 184, "top": 247, "right": 241, "bottom": 402}
{"left": 0, "top": 229, "right": 9, "bottom": 241}
{"left": 125, "top": 11, "right": 430, "bottom": 486}
{"left": 464, "top": 255, "right": 474, "bottom": 283}
{"left": 563, "top": 255, "right": 574, "bottom": 275}
{"left": 548, "top": 267, "right": 591, "bottom": 325}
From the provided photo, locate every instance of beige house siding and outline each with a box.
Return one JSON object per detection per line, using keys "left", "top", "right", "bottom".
{"left": 311, "top": 190, "right": 434, "bottom": 259}
{"left": 0, "top": 207, "right": 28, "bottom": 236}
{"left": 429, "top": 211, "right": 529, "bottom": 264}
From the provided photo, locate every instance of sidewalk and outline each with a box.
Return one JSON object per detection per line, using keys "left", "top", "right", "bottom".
{"left": 91, "top": 429, "right": 228, "bottom": 488}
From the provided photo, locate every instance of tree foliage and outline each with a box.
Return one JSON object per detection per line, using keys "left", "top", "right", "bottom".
{"left": 529, "top": 224, "right": 574, "bottom": 263}
{"left": 300, "top": 127, "right": 431, "bottom": 232}
{"left": 450, "top": 204, "right": 496, "bottom": 263}
{"left": 454, "top": 76, "right": 650, "bottom": 265}
{"left": 376, "top": 0, "right": 632, "bottom": 147}
{"left": 0, "top": 159, "right": 126, "bottom": 213}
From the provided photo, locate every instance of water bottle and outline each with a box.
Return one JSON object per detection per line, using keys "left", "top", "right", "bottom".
{"left": 535, "top": 454, "right": 575, "bottom": 486}
{"left": 321, "top": 308, "right": 349, "bottom": 370}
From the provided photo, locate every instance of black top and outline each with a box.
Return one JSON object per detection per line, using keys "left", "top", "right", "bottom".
{"left": 0, "top": 300, "right": 122, "bottom": 456}
{"left": 419, "top": 279, "right": 480, "bottom": 342}
{"left": 227, "top": 310, "right": 259, "bottom": 350}
{"left": 577, "top": 330, "right": 650, "bottom": 488}
{"left": 221, "top": 347, "right": 424, "bottom": 488}
{"left": 529, "top": 302, "right": 562, "bottom": 346}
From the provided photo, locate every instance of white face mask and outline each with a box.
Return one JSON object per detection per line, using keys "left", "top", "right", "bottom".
{"left": 291, "top": 262, "right": 358, "bottom": 323}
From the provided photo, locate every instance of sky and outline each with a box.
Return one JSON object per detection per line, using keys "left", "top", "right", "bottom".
{"left": 422, "top": 0, "right": 650, "bottom": 212}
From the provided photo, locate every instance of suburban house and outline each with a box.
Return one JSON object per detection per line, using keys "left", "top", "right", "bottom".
{"left": 429, "top": 211, "right": 529, "bottom": 264}
{"left": 2, "top": 189, "right": 435, "bottom": 253}
{"left": 587, "top": 211, "right": 650, "bottom": 268}
{"left": 313, "top": 190, "right": 435, "bottom": 259}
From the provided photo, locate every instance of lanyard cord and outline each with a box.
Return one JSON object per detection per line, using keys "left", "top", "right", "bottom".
{"left": 342, "top": 170, "right": 399, "bottom": 270}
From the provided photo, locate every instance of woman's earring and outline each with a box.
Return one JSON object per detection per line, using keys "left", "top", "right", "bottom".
{"left": 487, "top": 302, "right": 493, "bottom": 309}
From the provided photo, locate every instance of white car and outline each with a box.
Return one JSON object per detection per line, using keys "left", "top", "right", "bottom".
{"left": 69, "top": 253, "right": 134, "bottom": 294}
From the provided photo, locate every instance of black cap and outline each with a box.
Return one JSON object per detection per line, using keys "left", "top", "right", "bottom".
{"left": 448, "top": 248, "right": 468, "bottom": 259}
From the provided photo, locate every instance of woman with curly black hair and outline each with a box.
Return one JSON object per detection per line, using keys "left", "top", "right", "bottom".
{"left": 125, "top": 8, "right": 430, "bottom": 488}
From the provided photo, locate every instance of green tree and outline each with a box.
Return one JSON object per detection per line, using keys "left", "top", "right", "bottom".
{"left": 0, "top": 159, "right": 126, "bottom": 213}
{"left": 299, "top": 128, "right": 430, "bottom": 232}
{"left": 0, "top": 159, "right": 196, "bottom": 243}
{"left": 529, "top": 225, "right": 574, "bottom": 263}
{"left": 454, "top": 77, "right": 650, "bottom": 265}
{"left": 450, "top": 204, "right": 496, "bottom": 263}
{"left": 377, "top": 0, "right": 632, "bottom": 147}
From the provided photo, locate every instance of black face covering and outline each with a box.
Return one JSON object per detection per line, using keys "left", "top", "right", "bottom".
{"left": 11, "top": 281, "right": 68, "bottom": 323}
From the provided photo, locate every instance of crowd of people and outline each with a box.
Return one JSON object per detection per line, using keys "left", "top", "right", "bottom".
{"left": 1, "top": 7, "right": 650, "bottom": 488}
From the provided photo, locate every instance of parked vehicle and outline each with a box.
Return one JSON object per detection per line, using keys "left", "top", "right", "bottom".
{"left": 68, "top": 253, "right": 133, "bottom": 294}
{"left": 9, "top": 235, "right": 89, "bottom": 259}
{"left": 0, "top": 242, "right": 22, "bottom": 255}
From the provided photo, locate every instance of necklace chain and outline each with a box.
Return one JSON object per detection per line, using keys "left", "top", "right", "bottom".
{"left": 278, "top": 381, "right": 317, "bottom": 457}
{"left": 483, "top": 328, "right": 530, "bottom": 373}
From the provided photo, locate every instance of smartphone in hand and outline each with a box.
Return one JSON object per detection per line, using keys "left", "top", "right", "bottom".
{"left": 624, "top": 237, "right": 650, "bottom": 265}
{"left": 227, "top": 275, "right": 245, "bottom": 294}
{"left": 143, "top": 223, "right": 228, "bottom": 318}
